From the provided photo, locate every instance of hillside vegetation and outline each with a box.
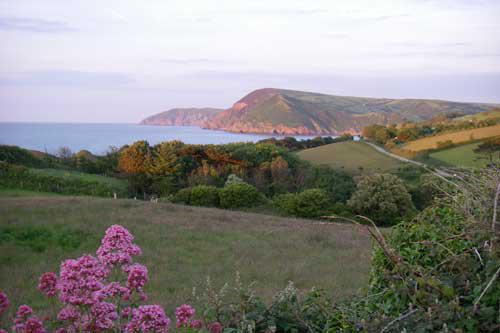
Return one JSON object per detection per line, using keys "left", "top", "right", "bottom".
{"left": 0, "top": 196, "right": 372, "bottom": 313}
{"left": 297, "top": 141, "right": 402, "bottom": 173}
{"left": 141, "top": 88, "right": 495, "bottom": 135}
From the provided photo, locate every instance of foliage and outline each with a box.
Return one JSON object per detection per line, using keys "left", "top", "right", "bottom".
{"left": 172, "top": 187, "right": 192, "bottom": 205}
{"left": 274, "top": 189, "right": 331, "bottom": 218}
{"left": 306, "top": 166, "right": 356, "bottom": 203}
{"left": 259, "top": 134, "right": 352, "bottom": 151}
{"left": 218, "top": 182, "right": 264, "bottom": 209}
{"left": 474, "top": 136, "right": 500, "bottom": 162}
{"left": 0, "top": 161, "right": 126, "bottom": 197}
{"left": 347, "top": 173, "right": 415, "bottom": 225}
{"left": 189, "top": 185, "right": 220, "bottom": 207}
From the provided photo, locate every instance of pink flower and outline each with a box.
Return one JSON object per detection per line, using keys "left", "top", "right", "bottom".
{"left": 189, "top": 319, "right": 203, "bottom": 329}
{"left": 125, "top": 264, "right": 148, "bottom": 292}
{"left": 13, "top": 305, "right": 45, "bottom": 333}
{"left": 93, "top": 282, "right": 129, "bottom": 302}
{"left": 208, "top": 322, "right": 223, "bottom": 333}
{"left": 57, "top": 306, "right": 80, "bottom": 322}
{"left": 97, "top": 225, "right": 141, "bottom": 267}
{"left": 56, "top": 255, "right": 107, "bottom": 306}
{"left": 175, "top": 304, "right": 195, "bottom": 328}
{"left": 0, "top": 329, "right": 8, "bottom": 333}
{"left": 88, "top": 302, "right": 118, "bottom": 331}
{"left": 0, "top": 291, "right": 8, "bottom": 315}
{"left": 125, "top": 305, "right": 170, "bottom": 333}
{"left": 38, "top": 272, "right": 57, "bottom": 297}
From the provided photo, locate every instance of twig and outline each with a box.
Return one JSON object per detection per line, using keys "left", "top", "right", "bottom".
{"left": 380, "top": 308, "right": 418, "bottom": 333}
{"left": 473, "top": 247, "right": 484, "bottom": 266}
{"left": 473, "top": 266, "right": 500, "bottom": 311}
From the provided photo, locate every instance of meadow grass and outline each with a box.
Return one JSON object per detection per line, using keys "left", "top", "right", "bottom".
{"left": 0, "top": 196, "right": 372, "bottom": 315}
{"left": 402, "top": 124, "right": 500, "bottom": 152}
{"left": 0, "top": 188, "right": 62, "bottom": 197}
{"left": 297, "top": 141, "right": 401, "bottom": 174}
{"left": 30, "top": 168, "right": 127, "bottom": 191}
{"left": 428, "top": 142, "right": 489, "bottom": 168}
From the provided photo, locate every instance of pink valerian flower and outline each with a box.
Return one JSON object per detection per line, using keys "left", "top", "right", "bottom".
{"left": 189, "top": 319, "right": 203, "bottom": 329}
{"left": 93, "top": 282, "right": 129, "bottom": 302}
{"left": 57, "top": 306, "right": 80, "bottom": 322}
{"left": 0, "top": 291, "right": 8, "bottom": 315}
{"left": 96, "top": 225, "right": 141, "bottom": 267}
{"left": 38, "top": 272, "right": 57, "bottom": 297}
{"left": 13, "top": 305, "right": 45, "bottom": 333}
{"left": 208, "top": 322, "right": 223, "bottom": 333}
{"left": 0, "top": 329, "right": 8, "bottom": 333}
{"left": 124, "top": 305, "right": 170, "bottom": 333}
{"left": 88, "top": 302, "right": 118, "bottom": 331}
{"left": 56, "top": 255, "right": 107, "bottom": 306}
{"left": 124, "top": 264, "right": 148, "bottom": 292}
{"left": 175, "top": 304, "right": 195, "bottom": 328}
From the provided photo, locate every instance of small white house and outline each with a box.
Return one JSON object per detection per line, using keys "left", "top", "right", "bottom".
{"left": 353, "top": 135, "right": 361, "bottom": 142}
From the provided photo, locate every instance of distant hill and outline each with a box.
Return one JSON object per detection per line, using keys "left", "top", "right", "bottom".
{"left": 140, "top": 108, "right": 223, "bottom": 126}
{"left": 141, "top": 88, "right": 496, "bottom": 135}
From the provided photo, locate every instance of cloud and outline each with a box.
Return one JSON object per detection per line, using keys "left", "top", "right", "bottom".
{"left": 160, "top": 58, "right": 229, "bottom": 65}
{"left": 0, "top": 17, "right": 75, "bottom": 33}
{"left": 0, "top": 70, "right": 135, "bottom": 87}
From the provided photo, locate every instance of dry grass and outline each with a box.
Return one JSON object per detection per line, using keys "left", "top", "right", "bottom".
{"left": 0, "top": 196, "right": 372, "bottom": 314}
{"left": 402, "top": 124, "right": 500, "bottom": 152}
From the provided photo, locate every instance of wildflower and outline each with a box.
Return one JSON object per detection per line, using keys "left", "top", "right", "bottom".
{"left": 125, "top": 305, "right": 170, "bottom": 333}
{"left": 88, "top": 302, "right": 118, "bottom": 331}
{"left": 13, "top": 305, "right": 45, "bottom": 333}
{"left": 93, "top": 282, "right": 129, "bottom": 302}
{"left": 189, "top": 319, "right": 203, "bottom": 329}
{"left": 0, "top": 291, "right": 8, "bottom": 315}
{"left": 57, "top": 306, "right": 80, "bottom": 322}
{"left": 38, "top": 273, "right": 57, "bottom": 297}
{"left": 57, "top": 255, "right": 107, "bottom": 305}
{"left": 208, "top": 322, "right": 223, "bottom": 333}
{"left": 97, "top": 225, "right": 141, "bottom": 267}
{"left": 14, "top": 305, "right": 33, "bottom": 322}
{"left": 175, "top": 304, "right": 195, "bottom": 328}
{"left": 125, "top": 264, "right": 148, "bottom": 292}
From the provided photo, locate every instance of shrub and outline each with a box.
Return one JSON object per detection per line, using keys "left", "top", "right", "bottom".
{"left": 218, "top": 182, "right": 263, "bottom": 209}
{"left": 274, "top": 188, "right": 331, "bottom": 218}
{"left": 189, "top": 185, "right": 220, "bottom": 207}
{"left": 172, "top": 187, "right": 192, "bottom": 204}
{"left": 347, "top": 173, "right": 415, "bottom": 225}
{"left": 308, "top": 166, "right": 356, "bottom": 203}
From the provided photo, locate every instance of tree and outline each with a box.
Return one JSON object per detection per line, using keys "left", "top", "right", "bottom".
{"left": 308, "top": 166, "right": 355, "bottom": 203}
{"left": 118, "top": 141, "right": 151, "bottom": 174}
{"left": 274, "top": 189, "right": 331, "bottom": 218}
{"left": 219, "top": 182, "right": 264, "bottom": 208}
{"left": 347, "top": 173, "right": 415, "bottom": 225}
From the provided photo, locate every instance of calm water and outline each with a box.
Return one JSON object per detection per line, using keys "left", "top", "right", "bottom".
{"left": 0, "top": 123, "right": 313, "bottom": 155}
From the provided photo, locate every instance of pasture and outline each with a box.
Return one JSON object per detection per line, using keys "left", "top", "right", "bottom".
{"left": 428, "top": 142, "right": 488, "bottom": 168}
{"left": 297, "top": 141, "right": 402, "bottom": 174}
{"left": 0, "top": 196, "right": 372, "bottom": 314}
{"left": 402, "top": 124, "right": 500, "bottom": 152}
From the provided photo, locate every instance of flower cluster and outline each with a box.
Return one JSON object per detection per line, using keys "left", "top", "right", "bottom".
{"left": 175, "top": 304, "right": 195, "bottom": 328}
{"left": 97, "top": 224, "right": 141, "bottom": 267}
{"left": 0, "top": 225, "right": 224, "bottom": 333}
{"left": 0, "top": 292, "right": 8, "bottom": 316}
{"left": 13, "top": 305, "right": 45, "bottom": 333}
{"left": 124, "top": 305, "right": 170, "bottom": 333}
{"left": 37, "top": 272, "right": 57, "bottom": 298}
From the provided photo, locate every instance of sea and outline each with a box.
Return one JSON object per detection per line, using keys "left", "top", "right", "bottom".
{"left": 0, "top": 122, "right": 318, "bottom": 155}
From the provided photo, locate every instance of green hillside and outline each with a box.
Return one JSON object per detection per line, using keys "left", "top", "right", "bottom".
{"left": 297, "top": 141, "right": 402, "bottom": 173}
{"left": 428, "top": 142, "right": 490, "bottom": 168}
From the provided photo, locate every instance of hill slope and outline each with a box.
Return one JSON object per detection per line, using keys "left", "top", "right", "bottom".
{"left": 141, "top": 88, "right": 495, "bottom": 135}
{"left": 140, "top": 108, "right": 223, "bottom": 126}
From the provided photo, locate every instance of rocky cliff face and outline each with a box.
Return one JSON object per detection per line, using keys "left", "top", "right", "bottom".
{"left": 140, "top": 89, "right": 494, "bottom": 135}
{"left": 140, "top": 108, "right": 223, "bottom": 127}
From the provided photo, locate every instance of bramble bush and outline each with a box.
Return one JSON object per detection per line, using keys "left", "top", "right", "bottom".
{"left": 218, "top": 182, "right": 264, "bottom": 209}
{"left": 188, "top": 185, "right": 220, "bottom": 207}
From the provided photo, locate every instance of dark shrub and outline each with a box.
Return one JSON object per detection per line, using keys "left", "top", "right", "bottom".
{"left": 308, "top": 166, "right": 356, "bottom": 203}
{"left": 274, "top": 188, "right": 331, "bottom": 218}
{"left": 189, "top": 185, "right": 220, "bottom": 207}
{"left": 172, "top": 187, "right": 192, "bottom": 204}
{"left": 218, "top": 182, "right": 263, "bottom": 209}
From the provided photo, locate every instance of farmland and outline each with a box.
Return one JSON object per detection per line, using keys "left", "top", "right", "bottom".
{"left": 428, "top": 142, "right": 488, "bottom": 168}
{"left": 402, "top": 124, "right": 500, "bottom": 152}
{"left": 0, "top": 196, "right": 372, "bottom": 314}
{"left": 297, "top": 141, "right": 402, "bottom": 174}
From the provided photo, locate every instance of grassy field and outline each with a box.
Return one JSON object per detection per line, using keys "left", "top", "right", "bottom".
{"left": 427, "top": 142, "right": 490, "bottom": 168}
{"left": 402, "top": 124, "right": 500, "bottom": 152}
{"left": 297, "top": 141, "right": 402, "bottom": 174}
{"left": 454, "top": 109, "right": 500, "bottom": 122}
{"left": 30, "top": 168, "right": 128, "bottom": 191}
{"left": 0, "top": 196, "right": 372, "bottom": 315}
{"left": 0, "top": 188, "right": 62, "bottom": 197}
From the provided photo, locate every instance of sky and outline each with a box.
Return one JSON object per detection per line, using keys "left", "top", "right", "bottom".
{"left": 0, "top": 0, "right": 499, "bottom": 123}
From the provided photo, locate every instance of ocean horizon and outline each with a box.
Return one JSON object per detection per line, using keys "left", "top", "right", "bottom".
{"left": 0, "top": 122, "right": 320, "bottom": 155}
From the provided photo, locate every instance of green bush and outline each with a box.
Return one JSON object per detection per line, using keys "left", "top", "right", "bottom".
{"left": 218, "top": 182, "right": 263, "bottom": 209}
{"left": 171, "top": 187, "right": 192, "bottom": 204}
{"left": 274, "top": 188, "right": 331, "bottom": 218}
{"left": 189, "top": 185, "right": 219, "bottom": 207}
